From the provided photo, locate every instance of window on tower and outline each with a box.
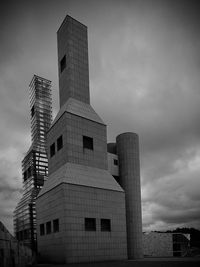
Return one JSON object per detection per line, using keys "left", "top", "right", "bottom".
{"left": 50, "top": 143, "right": 55, "bottom": 157}
{"left": 31, "top": 105, "right": 35, "bottom": 117}
{"left": 83, "top": 136, "right": 93, "bottom": 150}
{"left": 46, "top": 221, "right": 51, "bottom": 234}
{"left": 101, "top": 219, "right": 111, "bottom": 232}
{"left": 60, "top": 55, "right": 66, "bottom": 73}
{"left": 57, "top": 135, "right": 63, "bottom": 151}
{"left": 85, "top": 218, "right": 96, "bottom": 231}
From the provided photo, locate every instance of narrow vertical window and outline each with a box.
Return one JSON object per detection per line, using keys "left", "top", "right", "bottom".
{"left": 53, "top": 219, "right": 59, "bottom": 233}
{"left": 60, "top": 55, "right": 66, "bottom": 73}
{"left": 46, "top": 221, "right": 51, "bottom": 234}
{"left": 57, "top": 135, "right": 63, "bottom": 151}
{"left": 40, "top": 224, "right": 45, "bottom": 236}
{"left": 31, "top": 105, "right": 35, "bottom": 117}
{"left": 50, "top": 143, "right": 55, "bottom": 157}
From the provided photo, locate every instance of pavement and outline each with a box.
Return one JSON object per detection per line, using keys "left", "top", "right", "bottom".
{"left": 34, "top": 257, "right": 200, "bottom": 267}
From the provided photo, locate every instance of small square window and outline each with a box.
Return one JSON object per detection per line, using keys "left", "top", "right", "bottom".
{"left": 50, "top": 143, "right": 55, "bottom": 157}
{"left": 53, "top": 219, "right": 59, "bottom": 233}
{"left": 60, "top": 55, "right": 66, "bottom": 73}
{"left": 40, "top": 224, "right": 45, "bottom": 236}
{"left": 85, "top": 218, "right": 96, "bottom": 231}
{"left": 46, "top": 221, "right": 51, "bottom": 234}
{"left": 83, "top": 136, "right": 93, "bottom": 150}
{"left": 114, "top": 159, "right": 118, "bottom": 166}
{"left": 101, "top": 219, "right": 111, "bottom": 232}
{"left": 57, "top": 135, "right": 63, "bottom": 151}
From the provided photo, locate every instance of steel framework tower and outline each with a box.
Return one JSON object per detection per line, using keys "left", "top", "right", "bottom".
{"left": 14, "top": 75, "right": 52, "bottom": 250}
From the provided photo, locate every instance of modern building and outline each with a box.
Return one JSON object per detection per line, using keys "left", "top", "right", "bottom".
{"left": 143, "top": 232, "right": 190, "bottom": 257}
{"left": 14, "top": 75, "right": 52, "bottom": 250}
{"left": 36, "top": 15, "right": 143, "bottom": 263}
{"left": 0, "top": 221, "right": 33, "bottom": 267}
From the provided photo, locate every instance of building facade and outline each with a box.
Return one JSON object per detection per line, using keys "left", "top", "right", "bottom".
{"left": 36, "top": 15, "right": 143, "bottom": 263}
{"left": 14, "top": 75, "right": 52, "bottom": 250}
{"left": 143, "top": 232, "right": 190, "bottom": 257}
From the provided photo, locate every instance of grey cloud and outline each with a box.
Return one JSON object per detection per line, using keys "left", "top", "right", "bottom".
{"left": 1, "top": 0, "right": 200, "bottom": 233}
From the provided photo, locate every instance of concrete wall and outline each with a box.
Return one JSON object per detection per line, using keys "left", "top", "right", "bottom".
{"left": 143, "top": 232, "right": 173, "bottom": 257}
{"left": 37, "top": 183, "right": 127, "bottom": 263}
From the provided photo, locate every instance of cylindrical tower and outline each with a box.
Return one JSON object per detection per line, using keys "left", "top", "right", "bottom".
{"left": 116, "top": 132, "right": 143, "bottom": 259}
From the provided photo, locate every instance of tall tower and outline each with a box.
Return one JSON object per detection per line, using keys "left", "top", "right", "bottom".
{"left": 36, "top": 16, "right": 127, "bottom": 264}
{"left": 14, "top": 75, "right": 52, "bottom": 250}
{"left": 57, "top": 15, "right": 90, "bottom": 107}
{"left": 116, "top": 133, "right": 143, "bottom": 259}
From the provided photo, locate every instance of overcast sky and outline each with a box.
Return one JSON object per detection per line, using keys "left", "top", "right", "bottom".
{"left": 1, "top": 0, "right": 200, "bottom": 234}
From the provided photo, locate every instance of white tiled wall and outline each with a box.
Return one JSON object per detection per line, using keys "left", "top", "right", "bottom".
{"left": 37, "top": 183, "right": 127, "bottom": 263}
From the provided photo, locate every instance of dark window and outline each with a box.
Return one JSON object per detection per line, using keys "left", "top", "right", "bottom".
{"left": 85, "top": 218, "right": 96, "bottom": 231}
{"left": 60, "top": 55, "right": 66, "bottom": 73}
{"left": 46, "top": 221, "right": 51, "bottom": 234}
{"left": 27, "top": 167, "right": 31, "bottom": 178}
{"left": 83, "top": 136, "right": 93, "bottom": 150}
{"left": 23, "top": 171, "right": 27, "bottom": 181}
{"left": 57, "top": 135, "right": 63, "bottom": 151}
{"left": 40, "top": 224, "right": 45, "bottom": 236}
{"left": 114, "top": 159, "right": 118, "bottom": 166}
{"left": 31, "top": 105, "right": 35, "bottom": 117}
{"left": 101, "top": 219, "right": 111, "bottom": 232}
{"left": 50, "top": 143, "right": 55, "bottom": 157}
{"left": 53, "top": 219, "right": 59, "bottom": 233}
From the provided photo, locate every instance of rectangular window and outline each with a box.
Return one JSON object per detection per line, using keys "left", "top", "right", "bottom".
{"left": 60, "top": 55, "right": 66, "bottom": 73}
{"left": 50, "top": 143, "right": 55, "bottom": 157}
{"left": 40, "top": 224, "right": 45, "bottom": 236}
{"left": 53, "top": 219, "right": 59, "bottom": 233}
{"left": 23, "top": 171, "right": 27, "bottom": 181}
{"left": 83, "top": 136, "right": 93, "bottom": 150}
{"left": 114, "top": 159, "right": 118, "bottom": 166}
{"left": 101, "top": 219, "right": 111, "bottom": 232}
{"left": 85, "top": 218, "right": 96, "bottom": 231}
{"left": 57, "top": 135, "right": 63, "bottom": 151}
{"left": 31, "top": 105, "right": 35, "bottom": 117}
{"left": 46, "top": 221, "right": 51, "bottom": 234}
{"left": 27, "top": 167, "right": 31, "bottom": 178}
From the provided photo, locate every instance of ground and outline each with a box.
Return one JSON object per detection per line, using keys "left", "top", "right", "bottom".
{"left": 34, "top": 258, "right": 200, "bottom": 267}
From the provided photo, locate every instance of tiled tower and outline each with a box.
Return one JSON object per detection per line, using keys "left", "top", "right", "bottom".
{"left": 14, "top": 75, "right": 52, "bottom": 250}
{"left": 116, "top": 133, "right": 143, "bottom": 259}
{"left": 36, "top": 16, "right": 127, "bottom": 263}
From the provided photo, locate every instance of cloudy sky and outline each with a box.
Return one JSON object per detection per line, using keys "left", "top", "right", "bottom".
{"left": 1, "top": 0, "right": 200, "bottom": 234}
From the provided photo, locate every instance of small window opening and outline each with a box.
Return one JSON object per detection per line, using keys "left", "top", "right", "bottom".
{"left": 23, "top": 171, "right": 27, "bottom": 181}
{"left": 46, "top": 221, "right": 51, "bottom": 234}
{"left": 101, "top": 219, "right": 111, "bottom": 232}
{"left": 40, "top": 224, "right": 45, "bottom": 236}
{"left": 31, "top": 105, "right": 35, "bottom": 117}
{"left": 27, "top": 167, "right": 31, "bottom": 178}
{"left": 57, "top": 135, "right": 63, "bottom": 151}
{"left": 53, "top": 219, "right": 59, "bottom": 233}
{"left": 60, "top": 55, "right": 66, "bottom": 73}
{"left": 50, "top": 143, "right": 55, "bottom": 157}
{"left": 85, "top": 218, "right": 96, "bottom": 231}
{"left": 83, "top": 136, "right": 93, "bottom": 150}
{"left": 114, "top": 159, "right": 118, "bottom": 166}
